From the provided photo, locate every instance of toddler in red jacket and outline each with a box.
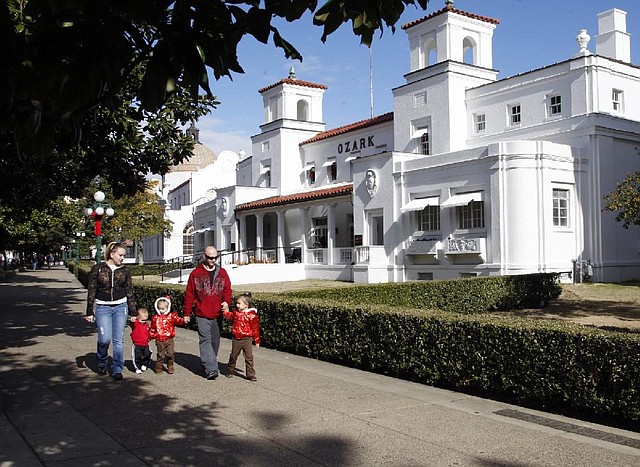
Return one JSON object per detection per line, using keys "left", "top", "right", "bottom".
{"left": 149, "top": 296, "right": 186, "bottom": 375}
{"left": 130, "top": 308, "right": 152, "bottom": 373}
{"left": 223, "top": 292, "right": 260, "bottom": 381}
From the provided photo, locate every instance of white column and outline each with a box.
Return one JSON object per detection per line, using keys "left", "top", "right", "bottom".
{"left": 238, "top": 216, "right": 246, "bottom": 262}
{"left": 327, "top": 204, "right": 336, "bottom": 265}
{"left": 256, "top": 213, "right": 264, "bottom": 260}
{"left": 299, "top": 207, "right": 310, "bottom": 264}
{"left": 277, "top": 210, "right": 285, "bottom": 264}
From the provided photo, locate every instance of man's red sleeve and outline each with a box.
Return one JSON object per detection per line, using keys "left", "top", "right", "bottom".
{"left": 222, "top": 269, "right": 232, "bottom": 304}
{"left": 183, "top": 275, "right": 195, "bottom": 318}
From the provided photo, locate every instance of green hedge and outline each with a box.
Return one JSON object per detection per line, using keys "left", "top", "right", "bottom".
{"left": 256, "top": 297, "right": 640, "bottom": 424}
{"left": 281, "top": 274, "right": 562, "bottom": 314}
{"left": 71, "top": 266, "right": 638, "bottom": 425}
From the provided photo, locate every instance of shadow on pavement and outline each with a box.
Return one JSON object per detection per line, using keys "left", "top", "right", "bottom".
{"left": 1, "top": 355, "right": 354, "bottom": 465}
{"left": 0, "top": 268, "right": 355, "bottom": 465}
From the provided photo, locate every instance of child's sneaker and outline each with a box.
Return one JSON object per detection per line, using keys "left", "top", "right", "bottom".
{"left": 141, "top": 365, "right": 147, "bottom": 372}
{"left": 135, "top": 369, "right": 143, "bottom": 374}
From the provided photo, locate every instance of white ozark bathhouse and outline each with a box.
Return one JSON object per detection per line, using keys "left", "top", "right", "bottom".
{"left": 145, "top": 3, "right": 640, "bottom": 285}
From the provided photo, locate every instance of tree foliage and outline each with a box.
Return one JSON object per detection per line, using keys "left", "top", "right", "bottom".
{"left": 2, "top": 0, "right": 429, "bottom": 156}
{"left": 0, "top": 65, "right": 217, "bottom": 212}
{"left": 0, "top": 0, "right": 432, "bottom": 250}
{"left": 105, "top": 181, "right": 173, "bottom": 264}
{"left": 603, "top": 172, "right": 640, "bottom": 229}
{"left": 0, "top": 197, "right": 80, "bottom": 253}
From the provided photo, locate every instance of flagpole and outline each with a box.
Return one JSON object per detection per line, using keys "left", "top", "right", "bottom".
{"left": 369, "top": 42, "right": 374, "bottom": 118}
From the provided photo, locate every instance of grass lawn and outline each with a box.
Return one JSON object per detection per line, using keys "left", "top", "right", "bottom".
{"left": 493, "top": 282, "right": 640, "bottom": 331}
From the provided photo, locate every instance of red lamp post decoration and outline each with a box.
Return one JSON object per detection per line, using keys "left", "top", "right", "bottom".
{"left": 84, "top": 191, "right": 114, "bottom": 263}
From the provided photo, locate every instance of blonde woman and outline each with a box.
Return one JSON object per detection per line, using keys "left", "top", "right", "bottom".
{"left": 84, "top": 242, "right": 137, "bottom": 381}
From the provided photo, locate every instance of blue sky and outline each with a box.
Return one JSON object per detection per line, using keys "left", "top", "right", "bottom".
{"left": 196, "top": 0, "right": 640, "bottom": 157}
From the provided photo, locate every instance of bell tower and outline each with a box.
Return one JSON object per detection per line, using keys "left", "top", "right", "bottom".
{"left": 394, "top": 1, "right": 500, "bottom": 154}
{"left": 404, "top": 0, "right": 498, "bottom": 75}
{"left": 252, "top": 68, "right": 327, "bottom": 192}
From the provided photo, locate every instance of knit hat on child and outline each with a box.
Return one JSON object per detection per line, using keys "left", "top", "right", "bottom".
{"left": 154, "top": 296, "right": 172, "bottom": 315}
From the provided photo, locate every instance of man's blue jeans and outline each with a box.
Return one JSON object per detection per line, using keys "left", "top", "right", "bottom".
{"left": 95, "top": 303, "right": 128, "bottom": 375}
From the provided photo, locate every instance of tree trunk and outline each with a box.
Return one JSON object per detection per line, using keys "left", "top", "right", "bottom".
{"left": 136, "top": 241, "right": 145, "bottom": 265}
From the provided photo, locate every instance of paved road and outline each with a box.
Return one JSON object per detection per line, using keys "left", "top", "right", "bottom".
{"left": 1, "top": 267, "right": 639, "bottom": 466}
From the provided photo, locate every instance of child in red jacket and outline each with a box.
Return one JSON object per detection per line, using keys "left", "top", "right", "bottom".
{"left": 149, "top": 296, "right": 186, "bottom": 375}
{"left": 130, "top": 308, "right": 152, "bottom": 373}
{"left": 223, "top": 292, "right": 260, "bottom": 381}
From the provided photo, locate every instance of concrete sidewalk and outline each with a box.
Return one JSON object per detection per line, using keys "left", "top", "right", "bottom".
{"left": 1, "top": 267, "right": 639, "bottom": 466}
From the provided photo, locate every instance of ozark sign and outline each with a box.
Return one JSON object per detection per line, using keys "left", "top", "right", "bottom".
{"left": 337, "top": 135, "right": 375, "bottom": 154}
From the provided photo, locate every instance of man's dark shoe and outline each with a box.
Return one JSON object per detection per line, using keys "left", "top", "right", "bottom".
{"left": 112, "top": 373, "right": 123, "bottom": 381}
{"left": 97, "top": 367, "right": 107, "bottom": 376}
{"left": 206, "top": 371, "right": 219, "bottom": 380}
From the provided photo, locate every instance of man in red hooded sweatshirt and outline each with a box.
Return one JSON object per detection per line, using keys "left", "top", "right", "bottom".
{"left": 183, "top": 246, "right": 232, "bottom": 380}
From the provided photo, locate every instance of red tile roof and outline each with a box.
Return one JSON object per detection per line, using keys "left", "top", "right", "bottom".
{"left": 235, "top": 184, "right": 353, "bottom": 211}
{"left": 402, "top": 5, "right": 500, "bottom": 30}
{"left": 300, "top": 112, "right": 394, "bottom": 146}
{"left": 258, "top": 78, "right": 328, "bottom": 94}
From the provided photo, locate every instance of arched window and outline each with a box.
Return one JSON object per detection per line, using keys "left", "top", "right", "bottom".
{"left": 463, "top": 37, "right": 477, "bottom": 65}
{"left": 297, "top": 99, "right": 309, "bottom": 121}
{"left": 420, "top": 35, "right": 437, "bottom": 68}
{"left": 428, "top": 47, "right": 437, "bottom": 66}
{"left": 183, "top": 223, "right": 194, "bottom": 256}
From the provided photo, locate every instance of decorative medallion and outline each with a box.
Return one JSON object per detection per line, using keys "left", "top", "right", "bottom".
{"left": 365, "top": 169, "right": 378, "bottom": 197}
{"left": 221, "top": 198, "right": 228, "bottom": 216}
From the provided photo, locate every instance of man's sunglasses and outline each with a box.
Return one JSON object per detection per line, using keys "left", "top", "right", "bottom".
{"left": 204, "top": 254, "right": 219, "bottom": 260}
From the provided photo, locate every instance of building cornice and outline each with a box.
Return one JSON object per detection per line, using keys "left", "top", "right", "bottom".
{"left": 235, "top": 184, "right": 353, "bottom": 212}
{"left": 402, "top": 5, "right": 500, "bottom": 30}
{"left": 258, "top": 78, "right": 328, "bottom": 94}
{"left": 300, "top": 112, "right": 394, "bottom": 146}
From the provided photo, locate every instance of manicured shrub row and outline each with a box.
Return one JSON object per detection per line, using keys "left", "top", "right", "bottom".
{"left": 71, "top": 265, "right": 637, "bottom": 424}
{"left": 281, "top": 273, "right": 562, "bottom": 314}
{"left": 256, "top": 296, "right": 640, "bottom": 424}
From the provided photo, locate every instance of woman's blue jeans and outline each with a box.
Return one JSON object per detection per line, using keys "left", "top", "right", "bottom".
{"left": 95, "top": 303, "right": 128, "bottom": 375}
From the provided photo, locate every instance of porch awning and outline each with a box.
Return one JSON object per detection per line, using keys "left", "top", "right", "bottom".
{"left": 413, "top": 127, "right": 429, "bottom": 138}
{"left": 322, "top": 160, "right": 336, "bottom": 167}
{"left": 400, "top": 196, "right": 440, "bottom": 213}
{"left": 441, "top": 191, "right": 484, "bottom": 208}
{"left": 344, "top": 156, "right": 357, "bottom": 162}
{"left": 300, "top": 164, "right": 315, "bottom": 174}
{"left": 193, "top": 227, "right": 212, "bottom": 234}
{"left": 260, "top": 166, "right": 271, "bottom": 175}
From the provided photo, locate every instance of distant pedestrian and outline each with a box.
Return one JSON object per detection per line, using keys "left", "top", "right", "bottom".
{"left": 149, "top": 296, "right": 187, "bottom": 375}
{"left": 31, "top": 253, "right": 37, "bottom": 270}
{"left": 46, "top": 254, "right": 54, "bottom": 269}
{"left": 183, "top": 246, "right": 232, "bottom": 380}
{"left": 223, "top": 292, "right": 260, "bottom": 381}
{"left": 85, "top": 242, "right": 137, "bottom": 381}
{"left": 130, "top": 308, "right": 152, "bottom": 373}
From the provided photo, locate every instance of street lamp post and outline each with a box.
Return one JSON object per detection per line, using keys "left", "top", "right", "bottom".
{"left": 84, "top": 191, "right": 114, "bottom": 263}
{"left": 75, "top": 232, "right": 86, "bottom": 275}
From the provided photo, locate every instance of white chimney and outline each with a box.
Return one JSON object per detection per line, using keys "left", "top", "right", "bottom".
{"left": 595, "top": 9, "right": 631, "bottom": 62}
